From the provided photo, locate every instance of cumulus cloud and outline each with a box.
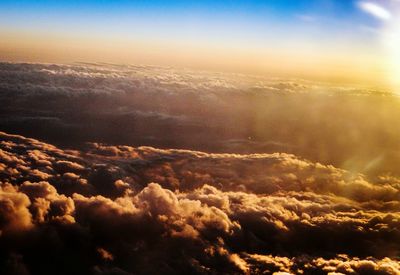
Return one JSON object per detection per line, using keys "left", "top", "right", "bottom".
{"left": 0, "top": 183, "right": 32, "bottom": 234}
{"left": 0, "top": 131, "right": 400, "bottom": 274}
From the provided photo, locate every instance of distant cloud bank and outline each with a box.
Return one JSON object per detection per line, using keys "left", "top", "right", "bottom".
{"left": 0, "top": 62, "right": 398, "bottom": 178}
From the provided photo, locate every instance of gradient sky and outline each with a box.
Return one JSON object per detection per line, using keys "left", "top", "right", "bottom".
{"left": 0, "top": 0, "right": 398, "bottom": 86}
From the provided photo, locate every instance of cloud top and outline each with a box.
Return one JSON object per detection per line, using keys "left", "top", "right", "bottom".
{"left": 0, "top": 131, "right": 400, "bottom": 274}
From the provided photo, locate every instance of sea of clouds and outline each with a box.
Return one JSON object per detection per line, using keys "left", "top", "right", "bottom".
{"left": 0, "top": 131, "right": 400, "bottom": 274}
{"left": 1, "top": 62, "right": 399, "bottom": 178}
{"left": 1, "top": 62, "right": 400, "bottom": 274}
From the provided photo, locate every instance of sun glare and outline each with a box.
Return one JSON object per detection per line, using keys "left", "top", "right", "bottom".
{"left": 360, "top": 0, "right": 400, "bottom": 93}
{"left": 384, "top": 12, "right": 400, "bottom": 93}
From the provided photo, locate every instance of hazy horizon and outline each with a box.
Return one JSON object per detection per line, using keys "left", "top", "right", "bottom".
{"left": 1, "top": 0, "right": 400, "bottom": 88}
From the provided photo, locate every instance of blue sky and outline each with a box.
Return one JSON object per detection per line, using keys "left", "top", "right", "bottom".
{"left": 0, "top": 0, "right": 379, "bottom": 37}
{"left": 0, "top": 0, "right": 395, "bottom": 85}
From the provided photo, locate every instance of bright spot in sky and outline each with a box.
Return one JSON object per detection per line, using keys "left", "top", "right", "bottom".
{"left": 384, "top": 16, "right": 400, "bottom": 92}
{"left": 358, "top": 1, "right": 400, "bottom": 92}
{"left": 357, "top": 1, "right": 392, "bottom": 20}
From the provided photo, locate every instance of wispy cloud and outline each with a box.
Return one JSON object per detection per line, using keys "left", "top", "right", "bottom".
{"left": 357, "top": 1, "right": 392, "bottom": 20}
{"left": 296, "top": 14, "right": 317, "bottom": 23}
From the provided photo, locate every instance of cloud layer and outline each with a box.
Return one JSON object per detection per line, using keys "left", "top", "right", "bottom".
{"left": 1, "top": 131, "right": 400, "bottom": 274}
{"left": 1, "top": 62, "right": 399, "bottom": 179}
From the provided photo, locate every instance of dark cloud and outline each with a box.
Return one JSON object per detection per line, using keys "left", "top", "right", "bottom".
{"left": 1, "top": 131, "right": 400, "bottom": 274}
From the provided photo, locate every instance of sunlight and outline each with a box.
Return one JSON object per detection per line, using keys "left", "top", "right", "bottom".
{"left": 384, "top": 10, "right": 400, "bottom": 93}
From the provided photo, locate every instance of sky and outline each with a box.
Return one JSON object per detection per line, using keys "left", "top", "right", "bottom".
{"left": 0, "top": 0, "right": 398, "bottom": 87}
